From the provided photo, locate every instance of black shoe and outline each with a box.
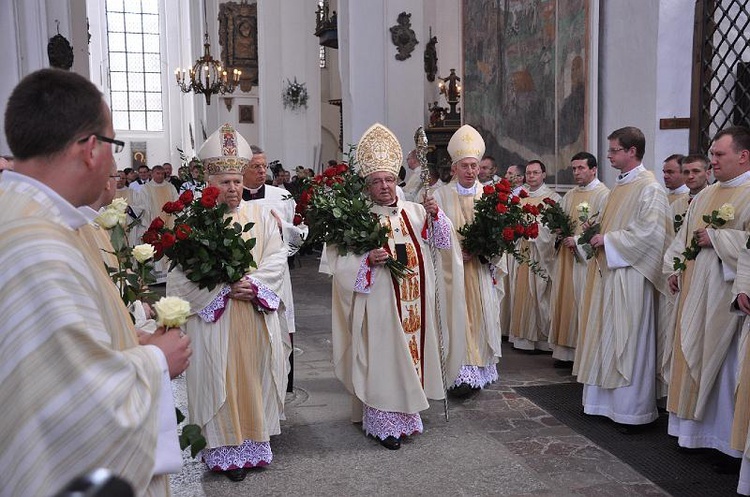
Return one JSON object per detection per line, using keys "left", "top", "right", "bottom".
{"left": 712, "top": 454, "right": 741, "bottom": 474}
{"left": 379, "top": 436, "right": 401, "bottom": 450}
{"left": 553, "top": 360, "right": 573, "bottom": 369}
{"left": 224, "top": 468, "right": 248, "bottom": 481}
{"left": 449, "top": 382, "right": 480, "bottom": 398}
{"left": 615, "top": 423, "right": 649, "bottom": 435}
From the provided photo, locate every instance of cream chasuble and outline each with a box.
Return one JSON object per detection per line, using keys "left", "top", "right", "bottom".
{"left": 549, "top": 182, "right": 610, "bottom": 361}
{"left": 509, "top": 183, "right": 560, "bottom": 351}
{"left": 577, "top": 168, "right": 672, "bottom": 389}
{"left": 733, "top": 252, "right": 750, "bottom": 457}
{"left": 664, "top": 177, "right": 750, "bottom": 420}
{"left": 323, "top": 200, "right": 466, "bottom": 415}
{"left": 167, "top": 201, "right": 288, "bottom": 448}
{"left": 116, "top": 186, "right": 147, "bottom": 246}
{"left": 433, "top": 180, "right": 503, "bottom": 370}
{"left": 0, "top": 172, "right": 169, "bottom": 497}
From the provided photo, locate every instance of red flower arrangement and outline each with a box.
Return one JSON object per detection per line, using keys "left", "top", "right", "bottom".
{"left": 458, "top": 179, "right": 546, "bottom": 278}
{"left": 141, "top": 186, "right": 257, "bottom": 291}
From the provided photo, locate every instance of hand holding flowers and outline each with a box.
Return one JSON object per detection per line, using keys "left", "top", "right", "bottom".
{"left": 673, "top": 203, "right": 734, "bottom": 271}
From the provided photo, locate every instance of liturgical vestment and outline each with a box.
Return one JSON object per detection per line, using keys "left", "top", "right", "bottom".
{"left": 323, "top": 201, "right": 466, "bottom": 429}
{"left": 576, "top": 166, "right": 672, "bottom": 424}
{"left": 549, "top": 180, "right": 610, "bottom": 361}
{"left": 0, "top": 171, "right": 172, "bottom": 497}
{"left": 731, "top": 255, "right": 750, "bottom": 495}
{"left": 664, "top": 174, "right": 750, "bottom": 457}
{"left": 167, "top": 201, "right": 289, "bottom": 469}
{"left": 433, "top": 180, "right": 503, "bottom": 388}
{"left": 509, "top": 183, "right": 561, "bottom": 351}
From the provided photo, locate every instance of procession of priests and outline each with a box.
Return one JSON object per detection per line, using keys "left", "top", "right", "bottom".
{"left": 6, "top": 69, "right": 750, "bottom": 495}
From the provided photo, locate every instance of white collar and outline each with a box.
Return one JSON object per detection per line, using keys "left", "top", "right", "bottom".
{"left": 616, "top": 164, "right": 646, "bottom": 185}
{"left": 456, "top": 181, "right": 477, "bottom": 196}
{"left": 668, "top": 184, "right": 689, "bottom": 195}
{"left": 719, "top": 170, "right": 750, "bottom": 187}
{"left": 580, "top": 178, "right": 602, "bottom": 191}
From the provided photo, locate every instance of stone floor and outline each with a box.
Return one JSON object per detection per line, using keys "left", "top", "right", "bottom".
{"left": 169, "top": 254, "right": 673, "bottom": 496}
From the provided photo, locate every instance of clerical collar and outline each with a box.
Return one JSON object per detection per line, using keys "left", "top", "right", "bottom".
{"left": 581, "top": 178, "right": 602, "bottom": 191}
{"left": 668, "top": 184, "right": 689, "bottom": 195}
{"left": 719, "top": 170, "right": 750, "bottom": 187}
{"left": 616, "top": 164, "right": 645, "bottom": 184}
{"left": 245, "top": 184, "right": 264, "bottom": 194}
{"left": 1, "top": 170, "right": 89, "bottom": 229}
{"left": 456, "top": 182, "right": 477, "bottom": 196}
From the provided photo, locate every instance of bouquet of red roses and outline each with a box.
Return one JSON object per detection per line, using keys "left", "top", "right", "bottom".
{"left": 142, "top": 186, "right": 257, "bottom": 291}
{"left": 458, "top": 179, "right": 545, "bottom": 278}
{"left": 538, "top": 196, "right": 577, "bottom": 259}
{"left": 293, "top": 162, "right": 410, "bottom": 279}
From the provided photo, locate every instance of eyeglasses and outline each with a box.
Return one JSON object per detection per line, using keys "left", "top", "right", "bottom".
{"left": 607, "top": 147, "right": 626, "bottom": 154}
{"left": 78, "top": 134, "right": 125, "bottom": 153}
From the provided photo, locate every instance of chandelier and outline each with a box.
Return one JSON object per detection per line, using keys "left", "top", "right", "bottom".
{"left": 174, "top": 1, "right": 240, "bottom": 105}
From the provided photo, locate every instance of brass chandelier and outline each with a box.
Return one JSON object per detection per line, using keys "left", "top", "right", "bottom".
{"left": 174, "top": 1, "right": 240, "bottom": 105}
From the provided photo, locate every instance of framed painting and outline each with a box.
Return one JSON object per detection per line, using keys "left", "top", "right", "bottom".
{"left": 463, "top": 0, "right": 597, "bottom": 190}
{"left": 219, "top": 1, "right": 259, "bottom": 92}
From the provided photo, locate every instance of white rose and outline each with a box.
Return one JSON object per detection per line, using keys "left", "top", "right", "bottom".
{"left": 95, "top": 208, "right": 121, "bottom": 229}
{"left": 132, "top": 244, "right": 156, "bottom": 263}
{"left": 110, "top": 197, "right": 128, "bottom": 213}
{"left": 577, "top": 201, "right": 590, "bottom": 214}
{"left": 153, "top": 296, "right": 191, "bottom": 327}
{"left": 718, "top": 203, "right": 735, "bottom": 222}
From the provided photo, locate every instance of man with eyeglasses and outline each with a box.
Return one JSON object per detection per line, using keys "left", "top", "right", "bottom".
{"left": 576, "top": 126, "right": 672, "bottom": 433}
{"left": 433, "top": 124, "right": 503, "bottom": 397}
{"left": 505, "top": 163, "right": 525, "bottom": 196}
{"left": 509, "top": 160, "right": 561, "bottom": 353}
{"left": 241, "top": 143, "right": 307, "bottom": 392}
{"left": 0, "top": 68, "right": 190, "bottom": 497}
{"left": 322, "top": 123, "right": 465, "bottom": 450}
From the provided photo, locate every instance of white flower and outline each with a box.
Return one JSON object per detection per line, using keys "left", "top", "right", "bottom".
{"left": 132, "top": 244, "right": 156, "bottom": 263}
{"left": 153, "top": 296, "right": 191, "bottom": 327}
{"left": 717, "top": 203, "right": 735, "bottom": 222}
{"left": 95, "top": 208, "right": 121, "bottom": 229}
{"left": 110, "top": 197, "right": 128, "bottom": 213}
{"left": 576, "top": 201, "right": 590, "bottom": 215}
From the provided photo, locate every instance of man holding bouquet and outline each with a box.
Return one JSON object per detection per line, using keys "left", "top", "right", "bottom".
{"left": 666, "top": 126, "right": 750, "bottom": 471}
{"left": 549, "top": 152, "right": 609, "bottom": 364}
{"left": 322, "top": 123, "right": 465, "bottom": 450}
{"left": 167, "top": 124, "right": 289, "bottom": 481}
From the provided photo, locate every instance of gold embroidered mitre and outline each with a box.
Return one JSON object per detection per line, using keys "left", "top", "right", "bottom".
{"left": 198, "top": 123, "right": 251, "bottom": 175}
{"left": 447, "top": 124, "right": 485, "bottom": 164}
{"left": 355, "top": 123, "right": 403, "bottom": 178}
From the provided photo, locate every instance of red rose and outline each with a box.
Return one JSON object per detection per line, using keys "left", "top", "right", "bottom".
{"left": 501, "top": 178, "right": 511, "bottom": 189}
{"left": 498, "top": 193, "right": 509, "bottom": 204}
{"left": 543, "top": 197, "right": 556, "bottom": 206}
{"left": 202, "top": 186, "right": 220, "bottom": 199}
{"left": 179, "top": 190, "right": 194, "bottom": 204}
{"left": 324, "top": 167, "right": 337, "bottom": 178}
{"left": 161, "top": 231, "right": 177, "bottom": 249}
{"left": 175, "top": 224, "right": 191, "bottom": 240}
{"left": 483, "top": 185, "right": 495, "bottom": 195}
{"left": 526, "top": 223, "right": 540, "bottom": 239}
{"left": 295, "top": 203, "right": 305, "bottom": 214}
{"left": 200, "top": 195, "right": 217, "bottom": 208}
{"left": 142, "top": 229, "right": 159, "bottom": 244}
{"left": 510, "top": 196, "right": 520, "bottom": 205}
{"left": 515, "top": 224, "right": 525, "bottom": 234}
{"left": 153, "top": 241, "right": 164, "bottom": 260}
{"left": 293, "top": 214, "right": 303, "bottom": 225}
{"left": 336, "top": 164, "right": 348, "bottom": 174}
{"left": 495, "top": 203, "right": 508, "bottom": 214}
{"left": 522, "top": 204, "right": 533, "bottom": 214}
{"left": 149, "top": 217, "right": 165, "bottom": 230}
{"left": 519, "top": 189, "right": 529, "bottom": 198}
{"left": 313, "top": 175, "right": 323, "bottom": 184}
{"left": 162, "top": 201, "right": 176, "bottom": 213}
{"left": 173, "top": 201, "right": 185, "bottom": 212}
{"left": 495, "top": 182, "right": 511, "bottom": 194}
{"left": 300, "top": 190, "right": 312, "bottom": 205}
{"left": 502, "top": 227, "right": 515, "bottom": 242}
{"left": 529, "top": 205, "right": 540, "bottom": 216}
{"left": 325, "top": 178, "right": 334, "bottom": 187}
